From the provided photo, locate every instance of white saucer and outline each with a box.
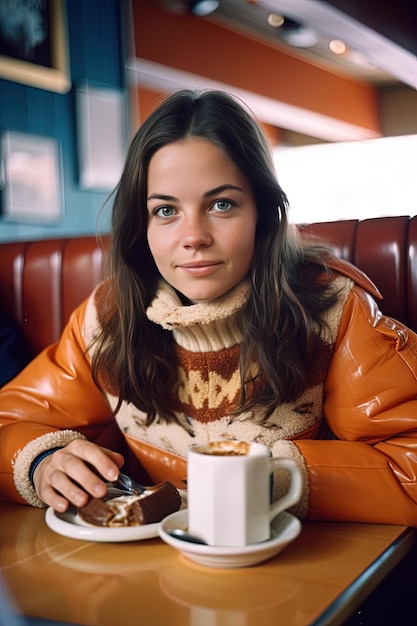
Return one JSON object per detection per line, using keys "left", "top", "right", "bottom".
{"left": 158, "top": 509, "right": 301, "bottom": 568}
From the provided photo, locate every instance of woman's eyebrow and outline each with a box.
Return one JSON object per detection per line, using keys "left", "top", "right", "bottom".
{"left": 147, "top": 193, "right": 178, "bottom": 202}
{"left": 147, "top": 185, "right": 244, "bottom": 202}
{"left": 203, "top": 184, "right": 244, "bottom": 197}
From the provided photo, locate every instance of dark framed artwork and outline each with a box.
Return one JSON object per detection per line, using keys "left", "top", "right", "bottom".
{"left": 0, "top": 0, "right": 70, "bottom": 93}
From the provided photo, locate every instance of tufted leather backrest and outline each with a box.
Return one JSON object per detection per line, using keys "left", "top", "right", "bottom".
{"left": 1, "top": 216, "right": 416, "bottom": 356}
{"left": 0, "top": 236, "right": 110, "bottom": 355}
{"left": 299, "top": 216, "right": 417, "bottom": 330}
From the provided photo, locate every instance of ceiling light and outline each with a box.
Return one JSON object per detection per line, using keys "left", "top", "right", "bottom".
{"left": 267, "top": 13, "right": 285, "bottom": 28}
{"left": 329, "top": 39, "right": 346, "bottom": 55}
{"left": 191, "top": 0, "right": 219, "bottom": 16}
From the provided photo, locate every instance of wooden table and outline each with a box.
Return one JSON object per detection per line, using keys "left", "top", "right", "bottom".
{"left": 0, "top": 502, "right": 415, "bottom": 626}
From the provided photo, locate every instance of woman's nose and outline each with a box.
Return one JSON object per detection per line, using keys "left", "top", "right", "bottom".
{"left": 181, "top": 216, "right": 213, "bottom": 248}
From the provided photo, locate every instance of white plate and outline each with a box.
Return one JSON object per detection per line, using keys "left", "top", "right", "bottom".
{"left": 158, "top": 509, "right": 301, "bottom": 568}
{"left": 45, "top": 490, "right": 187, "bottom": 543}
{"left": 45, "top": 506, "right": 161, "bottom": 542}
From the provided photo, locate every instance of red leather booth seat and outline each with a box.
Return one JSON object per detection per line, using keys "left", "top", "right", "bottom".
{"left": 301, "top": 215, "right": 417, "bottom": 332}
{"left": 0, "top": 215, "right": 416, "bottom": 357}
{"left": 0, "top": 236, "right": 110, "bottom": 356}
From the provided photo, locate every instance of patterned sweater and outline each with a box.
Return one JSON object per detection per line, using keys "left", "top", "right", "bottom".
{"left": 96, "top": 276, "right": 352, "bottom": 517}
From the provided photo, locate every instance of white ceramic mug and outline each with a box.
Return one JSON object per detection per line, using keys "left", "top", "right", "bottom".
{"left": 187, "top": 440, "right": 303, "bottom": 546}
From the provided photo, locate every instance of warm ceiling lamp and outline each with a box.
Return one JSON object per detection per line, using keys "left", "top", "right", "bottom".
{"left": 329, "top": 39, "right": 347, "bottom": 55}
{"left": 267, "top": 13, "right": 285, "bottom": 28}
{"left": 191, "top": 0, "right": 220, "bottom": 16}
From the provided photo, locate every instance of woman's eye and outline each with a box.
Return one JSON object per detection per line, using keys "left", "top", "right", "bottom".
{"left": 213, "top": 199, "right": 233, "bottom": 212}
{"left": 154, "top": 206, "right": 176, "bottom": 218}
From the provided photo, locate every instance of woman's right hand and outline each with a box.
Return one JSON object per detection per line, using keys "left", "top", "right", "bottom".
{"left": 32, "top": 439, "right": 124, "bottom": 512}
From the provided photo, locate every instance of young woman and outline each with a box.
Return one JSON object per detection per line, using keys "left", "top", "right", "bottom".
{"left": 1, "top": 89, "right": 417, "bottom": 526}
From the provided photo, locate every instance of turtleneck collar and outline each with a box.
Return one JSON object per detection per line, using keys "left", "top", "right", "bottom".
{"left": 146, "top": 280, "right": 251, "bottom": 352}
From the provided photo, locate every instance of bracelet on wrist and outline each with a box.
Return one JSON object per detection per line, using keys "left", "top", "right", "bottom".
{"left": 29, "top": 447, "right": 63, "bottom": 485}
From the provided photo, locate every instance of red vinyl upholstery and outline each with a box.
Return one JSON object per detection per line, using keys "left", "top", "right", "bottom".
{"left": 0, "top": 216, "right": 416, "bottom": 356}
{"left": 300, "top": 216, "right": 417, "bottom": 331}
{"left": 0, "top": 236, "right": 109, "bottom": 355}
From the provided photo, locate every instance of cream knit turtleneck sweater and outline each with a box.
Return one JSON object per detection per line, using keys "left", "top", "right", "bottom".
{"left": 108, "top": 276, "right": 351, "bottom": 518}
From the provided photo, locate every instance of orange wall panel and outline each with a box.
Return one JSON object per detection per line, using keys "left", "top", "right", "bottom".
{"left": 133, "top": 0, "right": 379, "bottom": 134}
{"left": 135, "top": 87, "right": 164, "bottom": 128}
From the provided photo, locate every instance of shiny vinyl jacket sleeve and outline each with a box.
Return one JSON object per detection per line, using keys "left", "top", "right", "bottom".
{"left": 0, "top": 298, "right": 114, "bottom": 503}
{"left": 296, "top": 285, "right": 417, "bottom": 526}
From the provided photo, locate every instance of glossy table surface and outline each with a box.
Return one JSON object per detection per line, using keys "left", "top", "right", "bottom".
{"left": 1, "top": 502, "right": 415, "bottom": 626}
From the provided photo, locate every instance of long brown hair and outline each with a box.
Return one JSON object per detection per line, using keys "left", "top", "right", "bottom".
{"left": 92, "top": 89, "right": 337, "bottom": 422}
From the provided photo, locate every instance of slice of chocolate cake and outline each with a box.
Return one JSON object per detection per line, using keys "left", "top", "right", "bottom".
{"left": 78, "top": 481, "right": 181, "bottom": 527}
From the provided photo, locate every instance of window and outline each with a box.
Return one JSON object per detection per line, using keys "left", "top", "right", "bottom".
{"left": 273, "top": 134, "right": 417, "bottom": 224}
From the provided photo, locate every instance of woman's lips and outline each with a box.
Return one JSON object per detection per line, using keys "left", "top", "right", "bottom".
{"left": 178, "top": 261, "right": 222, "bottom": 276}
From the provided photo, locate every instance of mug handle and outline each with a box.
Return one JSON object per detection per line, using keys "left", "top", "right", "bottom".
{"left": 268, "top": 457, "right": 303, "bottom": 521}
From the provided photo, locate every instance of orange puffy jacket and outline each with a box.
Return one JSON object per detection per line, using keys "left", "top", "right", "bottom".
{"left": 1, "top": 260, "right": 417, "bottom": 526}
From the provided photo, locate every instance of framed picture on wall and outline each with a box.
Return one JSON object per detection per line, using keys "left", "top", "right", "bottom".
{"left": 0, "top": 131, "right": 64, "bottom": 224}
{"left": 76, "top": 82, "right": 127, "bottom": 191}
{"left": 0, "top": 0, "right": 70, "bottom": 93}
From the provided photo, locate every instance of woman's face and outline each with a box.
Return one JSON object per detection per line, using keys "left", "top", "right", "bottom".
{"left": 146, "top": 137, "right": 258, "bottom": 304}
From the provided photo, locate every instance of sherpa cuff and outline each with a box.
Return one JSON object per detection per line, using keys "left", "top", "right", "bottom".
{"left": 271, "top": 439, "right": 310, "bottom": 519}
{"left": 13, "top": 430, "right": 86, "bottom": 507}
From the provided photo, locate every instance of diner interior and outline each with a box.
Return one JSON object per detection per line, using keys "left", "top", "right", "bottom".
{"left": 1, "top": 1, "right": 417, "bottom": 625}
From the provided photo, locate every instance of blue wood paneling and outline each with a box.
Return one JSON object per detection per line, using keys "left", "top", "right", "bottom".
{"left": 0, "top": 0, "right": 127, "bottom": 242}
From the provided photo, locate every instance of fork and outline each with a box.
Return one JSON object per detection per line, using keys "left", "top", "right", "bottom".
{"left": 110, "top": 472, "right": 147, "bottom": 495}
